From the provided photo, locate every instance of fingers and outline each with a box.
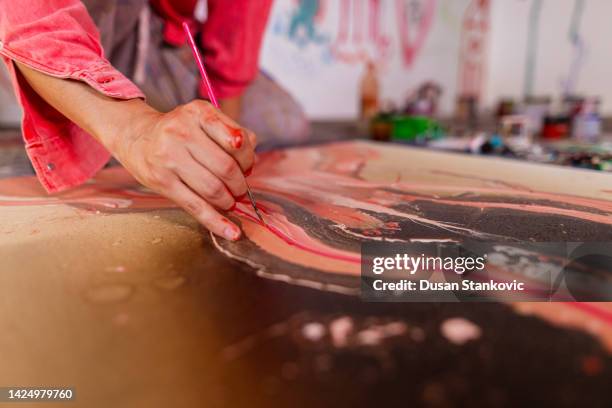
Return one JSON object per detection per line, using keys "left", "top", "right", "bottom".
{"left": 166, "top": 178, "right": 241, "bottom": 241}
{"left": 248, "top": 131, "right": 257, "bottom": 147}
{"left": 186, "top": 126, "right": 249, "bottom": 198}
{"left": 177, "top": 155, "right": 235, "bottom": 211}
{"left": 194, "top": 101, "right": 256, "bottom": 172}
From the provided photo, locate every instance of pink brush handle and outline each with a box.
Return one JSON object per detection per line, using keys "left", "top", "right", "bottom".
{"left": 182, "top": 21, "right": 219, "bottom": 109}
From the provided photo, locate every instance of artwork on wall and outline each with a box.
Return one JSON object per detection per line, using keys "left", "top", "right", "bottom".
{"left": 281, "top": 0, "right": 437, "bottom": 67}
{"left": 261, "top": 0, "right": 468, "bottom": 117}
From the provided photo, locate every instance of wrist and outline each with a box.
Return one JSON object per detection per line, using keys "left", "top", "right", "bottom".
{"left": 97, "top": 99, "right": 160, "bottom": 161}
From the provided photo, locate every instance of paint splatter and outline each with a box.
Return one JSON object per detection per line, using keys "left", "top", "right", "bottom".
{"left": 302, "top": 322, "right": 326, "bottom": 341}
{"left": 329, "top": 316, "right": 354, "bottom": 347}
{"left": 440, "top": 317, "right": 482, "bottom": 345}
{"left": 105, "top": 265, "right": 126, "bottom": 273}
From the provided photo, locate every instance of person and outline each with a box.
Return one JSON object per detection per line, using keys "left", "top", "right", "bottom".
{"left": 0, "top": 0, "right": 276, "bottom": 241}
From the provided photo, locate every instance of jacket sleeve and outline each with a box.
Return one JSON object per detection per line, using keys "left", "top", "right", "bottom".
{"left": 201, "top": 0, "right": 273, "bottom": 99}
{"left": 0, "top": 0, "right": 145, "bottom": 193}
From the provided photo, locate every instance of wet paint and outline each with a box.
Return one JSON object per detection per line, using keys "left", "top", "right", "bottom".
{"left": 1, "top": 142, "right": 612, "bottom": 352}
{"left": 226, "top": 126, "right": 244, "bottom": 149}
{"left": 212, "top": 142, "right": 612, "bottom": 351}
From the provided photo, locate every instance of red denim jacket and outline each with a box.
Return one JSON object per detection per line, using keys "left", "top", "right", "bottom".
{"left": 0, "top": 0, "right": 271, "bottom": 193}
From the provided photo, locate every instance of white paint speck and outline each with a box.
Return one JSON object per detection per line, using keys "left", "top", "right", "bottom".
{"left": 356, "top": 328, "right": 384, "bottom": 346}
{"left": 440, "top": 318, "right": 481, "bottom": 345}
{"left": 302, "top": 322, "right": 326, "bottom": 342}
{"left": 329, "top": 316, "right": 353, "bottom": 347}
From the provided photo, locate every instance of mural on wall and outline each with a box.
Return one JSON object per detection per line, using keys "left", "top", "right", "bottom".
{"left": 395, "top": 0, "right": 436, "bottom": 68}
{"left": 280, "top": 0, "right": 437, "bottom": 68}
{"left": 262, "top": 0, "right": 470, "bottom": 118}
{"left": 457, "top": 0, "right": 489, "bottom": 101}
{"left": 288, "top": 0, "right": 327, "bottom": 47}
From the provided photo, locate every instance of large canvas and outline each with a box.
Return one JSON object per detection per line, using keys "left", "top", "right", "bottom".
{"left": 1, "top": 141, "right": 611, "bottom": 355}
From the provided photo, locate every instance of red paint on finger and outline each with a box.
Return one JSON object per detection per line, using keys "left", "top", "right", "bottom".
{"left": 227, "top": 126, "right": 244, "bottom": 149}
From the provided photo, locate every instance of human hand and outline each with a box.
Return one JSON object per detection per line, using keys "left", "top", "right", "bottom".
{"left": 115, "top": 100, "right": 256, "bottom": 241}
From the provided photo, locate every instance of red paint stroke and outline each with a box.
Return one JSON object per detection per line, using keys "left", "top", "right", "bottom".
{"left": 369, "top": 0, "right": 381, "bottom": 42}
{"left": 235, "top": 206, "right": 360, "bottom": 264}
{"left": 566, "top": 302, "right": 612, "bottom": 325}
{"left": 337, "top": 0, "right": 351, "bottom": 43}
{"left": 396, "top": 0, "right": 436, "bottom": 68}
{"left": 331, "top": 0, "right": 388, "bottom": 64}
{"left": 315, "top": 0, "right": 328, "bottom": 23}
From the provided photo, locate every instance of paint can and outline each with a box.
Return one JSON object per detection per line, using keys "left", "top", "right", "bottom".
{"left": 390, "top": 116, "right": 443, "bottom": 142}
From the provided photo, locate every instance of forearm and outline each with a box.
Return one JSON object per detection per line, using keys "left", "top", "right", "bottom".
{"left": 14, "top": 61, "right": 257, "bottom": 240}
{"left": 15, "top": 62, "right": 158, "bottom": 160}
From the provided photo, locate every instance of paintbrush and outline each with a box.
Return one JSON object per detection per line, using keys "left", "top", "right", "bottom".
{"left": 182, "top": 21, "right": 266, "bottom": 226}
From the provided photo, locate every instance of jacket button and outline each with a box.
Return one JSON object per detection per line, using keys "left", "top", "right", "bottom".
{"left": 46, "top": 163, "right": 55, "bottom": 171}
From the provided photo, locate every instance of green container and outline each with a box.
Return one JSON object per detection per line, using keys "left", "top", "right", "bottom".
{"left": 391, "top": 116, "right": 442, "bottom": 141}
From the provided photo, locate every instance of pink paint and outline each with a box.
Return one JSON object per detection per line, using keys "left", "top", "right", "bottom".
{"left": 396, "top": 0, "right": 436, "bottom": 68}
{"left": 235, "top": 205, "right": 361, "bottom": 264}
{"left": 352, "top": 0, "right": 363, "bottom": 43}
{"left": 337, "top": 0, "right": 351, "bottom": 43}
{"left": 331, "top": 0, "right": 387, "bottom": 64}
{"left": 2, "top": 141, "right": 612, "bottom": 338}
{"left": 567, "top": 302, "right": 612, "bottom": 326}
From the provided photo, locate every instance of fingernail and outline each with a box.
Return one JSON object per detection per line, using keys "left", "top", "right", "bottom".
{"left": 224, "top": 226, "right": 240, "bottom": 241}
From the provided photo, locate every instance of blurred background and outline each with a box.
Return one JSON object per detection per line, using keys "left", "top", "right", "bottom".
{"left": 1, "top": 0, "right": 611, "bottom": 171}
